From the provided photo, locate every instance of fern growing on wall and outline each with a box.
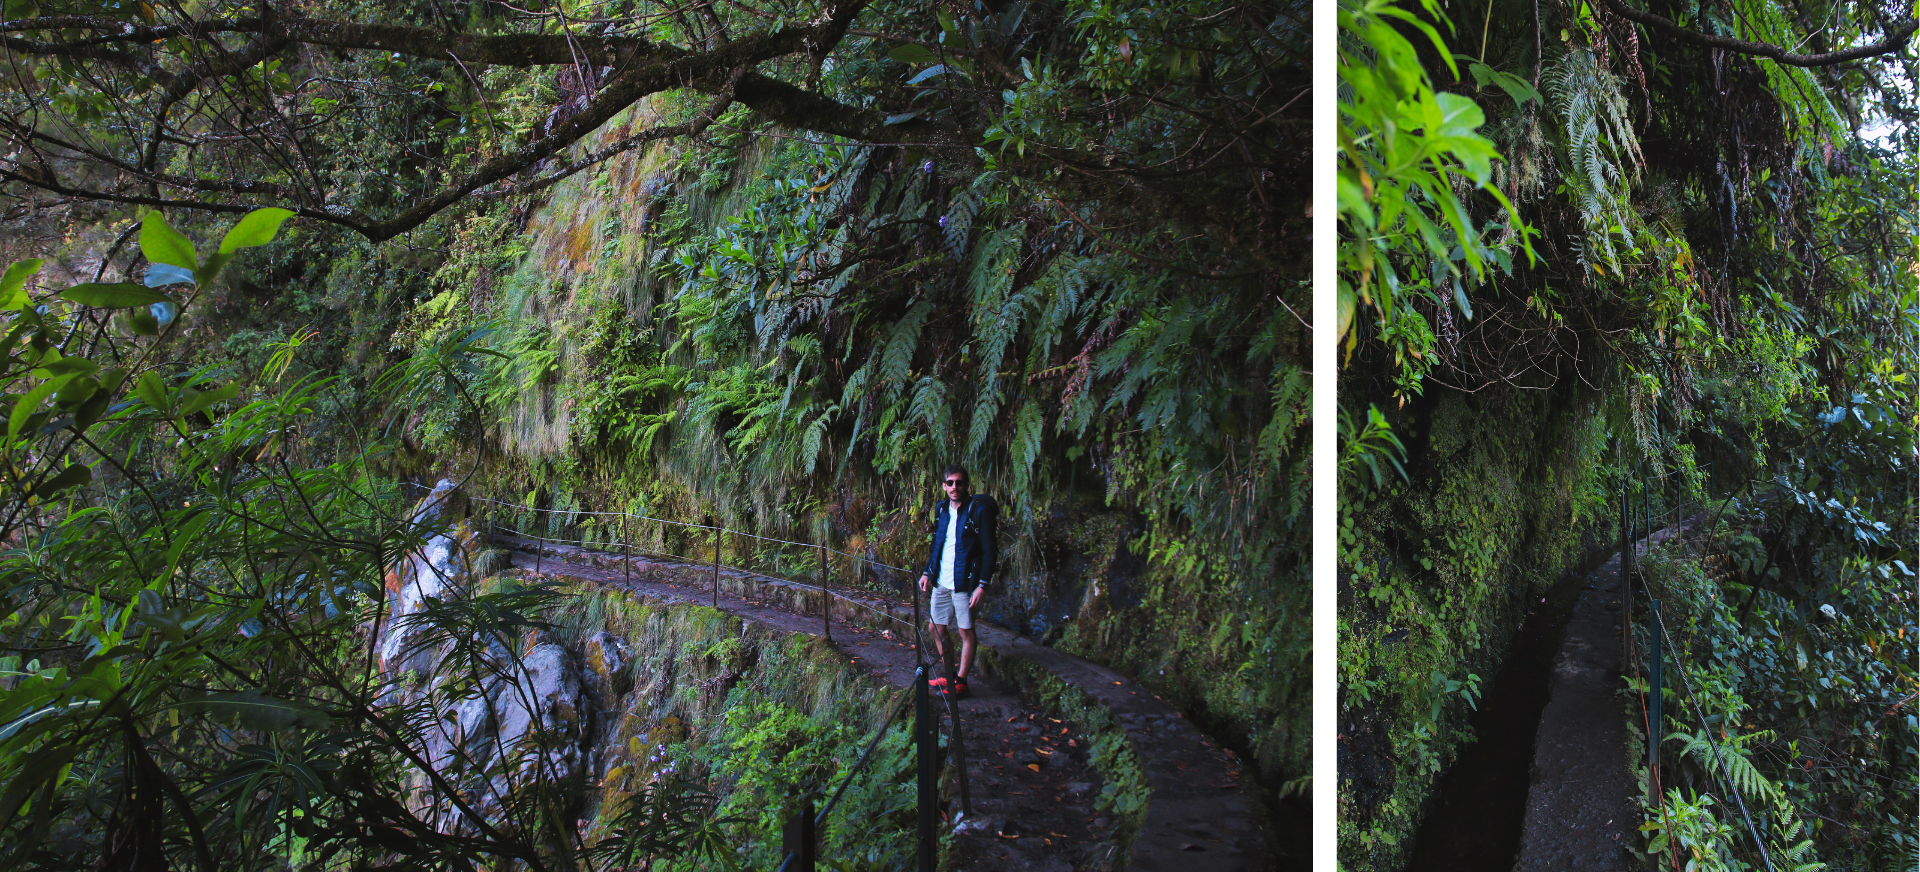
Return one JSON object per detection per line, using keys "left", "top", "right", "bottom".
{"left": 1546, "top": 48, "right": 1642, "bottom": 275}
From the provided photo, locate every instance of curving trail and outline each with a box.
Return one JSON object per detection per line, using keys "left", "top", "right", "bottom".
{"left": 497, "top": 535, "right": 1277, "bottom": 870}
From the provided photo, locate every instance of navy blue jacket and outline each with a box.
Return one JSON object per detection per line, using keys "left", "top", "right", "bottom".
{"left": 921, "top": 494, "right": 998, "bottom": 593}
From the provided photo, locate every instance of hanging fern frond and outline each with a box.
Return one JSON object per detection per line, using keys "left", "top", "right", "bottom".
{"left": 943, "top": 172, "right": 992, "bottom": 260}
{"left": 966, "top": 381, "right": 1004, "bottom": 460}
{"left": 1007, "top": 398, "right": 1047, "bottom": 514}
{"left": 876, "top": 299, "right": 934, "bottom": 404}
{"left": 1545, "top": 48, "right": 1641, "bottom": 274}
{"left": 1258, "top": 366, "right": 1311, "bottom": 467}
{"left": 905, "top": 376, "right": 953, "bottom": 456}
{"left": 1024, "top": 253, "right": 1097, "bottom": 372}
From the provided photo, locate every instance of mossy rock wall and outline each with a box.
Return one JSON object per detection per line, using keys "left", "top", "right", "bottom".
{"left": 1337, "top": 385, "right": 1616, "bottom": 869}
{"left": 430, "top": 119, "right": 1309, "bottom": 795}
{"left": 542, "top": 580, "right": 915, "bottom": 870}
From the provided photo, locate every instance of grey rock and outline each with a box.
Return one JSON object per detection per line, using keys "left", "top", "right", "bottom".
{"left": 952, "top": 814, "right": 996, "bottom": 836}
{"left": 378, "top": 479, "right": 483, "bottom": 677}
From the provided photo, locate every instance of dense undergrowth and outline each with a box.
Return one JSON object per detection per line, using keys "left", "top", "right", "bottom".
{"left": 1631, "top": 514, "right": 1915, "bottom": 872}
{"left": 1337, "top": 0, "right": 1914, "bottom": 867}
{"left": 0, "top": 0, "right": 1309, "bottom": 867}
{"left": 547, "top": 584, "right": 919, "bottom": 871}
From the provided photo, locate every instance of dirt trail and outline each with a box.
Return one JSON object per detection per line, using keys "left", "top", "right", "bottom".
{"left": 499, "top": 537, "right": 1276, "bottom": 870}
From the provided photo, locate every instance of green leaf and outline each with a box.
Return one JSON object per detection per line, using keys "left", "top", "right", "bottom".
{"left": 122, "top": 308, "right": 160, "bottom": 336}
{"left": 134, "top": 371, "right": 171, "bottom": 413}
{"left": 195, "top": 251, "right": 235, "bottom": 286}
{"left": 139, "top": 211, "right": 197, "bottom": 271}
{"left": 907, "top": 63, "right": 954, "bottom": 85}
{"left": 176, "top": 382, "right": 241, "bottom": 418}
{"left": 71, "top": 388, "right": 111, "bottom": 430}
{"left": 8, "top": 378, "right": 62, "bottom": 442}
{"left": 217, "top": 207, "right": 296, "bottom": 254}
{"left": 29, "top": 464, "right": 91, "bottom": 499}
{"left": 888, "top": 44, "right": 938, "bottom": 66}
{"left": 0, "top": 742, "right": 78, "bottom": 829}
{"left": 59, "top": 283, "right": 170, "bottom": 309}
{"left": 53, "top": 374, "right": 98, "bottom": 406}
{"left": 1489, "top": 70, "right": 1541, "bottom": 106}
{"left": 1452, "top": 281, "right": 1474, "bottom": 319}
{"left": 0, "top": 260, "right": 42, "bottom": 309}
{"left": 175, "top": 690, "right": 329, "bottom": 731}
{"left": 37, "top": 358, "right": 99, "bottom": 377}
{"left": 144, "top": 263, "right": 196, "bottom": 287}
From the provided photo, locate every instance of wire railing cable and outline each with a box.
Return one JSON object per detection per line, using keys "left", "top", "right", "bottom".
{"left": 499, "top": 525, "right": 918, "bottom": 632}
{"left": 401, "top": 482, "right": 922, "bottom": 576}
{"left": 1626, "top": 462, "right": 1796, "bottom": 872}
{"left": 398, "top": 481, "right": 923, "bottom": 632}
{"left": 1650, "top": 602, "right": 1779, "bottom": 872}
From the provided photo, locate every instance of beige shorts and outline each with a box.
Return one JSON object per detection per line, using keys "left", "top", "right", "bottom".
{"left": 929, "top": 587, "right": 972, "bottom": 629}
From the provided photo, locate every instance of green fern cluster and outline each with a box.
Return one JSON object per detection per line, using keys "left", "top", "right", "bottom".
{"left": 1544, "top": 47, "right": 1643, "bottom": 274}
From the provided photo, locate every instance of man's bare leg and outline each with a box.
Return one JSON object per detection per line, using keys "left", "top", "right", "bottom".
{"left": 928, "top": 621, "right": 948, "bottom": 664}
{"left": 957, "top": 627, "right": 976, "bottom": 679}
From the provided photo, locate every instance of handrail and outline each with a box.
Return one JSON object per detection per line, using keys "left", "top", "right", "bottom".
{"left": 1650, "top": 603, "right": 1778, "bottom": 872}
{"left": 400, "top": 482, "right": 921, "bottom": 576}
{"left": 397, "top": 480, "right": 925, "bottom": 634}
{"left": 1622, "top": 463, "right": 1803, "bottom": 872}
{"left": 495, "top": 524, "right": 919, "bottom": 633}
{"left": 771, "top": 678, "right": 918, "bottom": 870}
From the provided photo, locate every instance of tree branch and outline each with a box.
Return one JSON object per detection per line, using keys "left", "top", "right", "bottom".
{"left": 477, "top": 67, "right": 745, "bottom": 202}
{"left": 1597, "top": 0, "right": 1917, "bottom": 67}
{"left": 354, "top": 11, "right": 860, "bottom": 240}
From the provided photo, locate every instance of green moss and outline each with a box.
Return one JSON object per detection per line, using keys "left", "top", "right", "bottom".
{"left": 1337, "top": 387, "right": 1615, "bottom": 870}
{"left": 544, "top": 581, "right": 913, "bottom": 870}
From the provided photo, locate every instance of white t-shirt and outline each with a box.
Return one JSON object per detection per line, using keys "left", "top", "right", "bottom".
{"left": 938, "top": 501, "right": 959, "bottom": 589}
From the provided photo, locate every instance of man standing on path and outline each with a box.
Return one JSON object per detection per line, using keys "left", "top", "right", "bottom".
{"left": 918, "top": 463, "right": 997, "bottom": 698}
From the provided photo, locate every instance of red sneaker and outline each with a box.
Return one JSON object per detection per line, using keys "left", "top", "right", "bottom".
{"left": 950, "top": 679, "right": 969, "bottom": 699}
{"left": 927, "top": 675, "right": 948, "bottom": 695}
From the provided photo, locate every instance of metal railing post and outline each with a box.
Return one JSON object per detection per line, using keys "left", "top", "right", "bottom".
{"left": 821, "top": 543, "right": 831, "bottom": 641}
{"left": 1621, "top": 481, "right": 1631, "bottom": 584}
{"left": 912, "top": 587, "right": 923, "bottom": 665}
{"left": 534, "top": 508, "right": 543, "bottom": 574}
{"left": 1648, "top": 598, "right": 1663, "bottom": 790}
{"left": 915, "top": 665, "right": 936, "bottom": 872}
{"left": 710, "top": 519, "right": 721, "bottom": 609}
{"left": 1643, "top": 467, "right": 1650, "bottom": 541}
{"left": 623, "top": 513, "right": 631, "bottom": 584}
{"left": 782, "top": 797, "right": 816, "bottom": 872}
{"left": 944, "top": 680, "right": 973, "bottom": 820}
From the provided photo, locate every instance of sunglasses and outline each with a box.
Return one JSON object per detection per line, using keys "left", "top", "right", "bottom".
{"left": 942, "top": 479, "right": 966, "bottom": 487}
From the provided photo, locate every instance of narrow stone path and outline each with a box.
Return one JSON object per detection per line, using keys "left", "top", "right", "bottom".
{"left": 498, "top": 535, "right": 1274, "bottom": 871}
{"left": 1512, "top": 515, "right": 1703, "bottom": 872}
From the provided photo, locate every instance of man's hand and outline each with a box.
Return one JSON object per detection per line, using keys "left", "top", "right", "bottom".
{"left": 918, "top": 574, "right": 930, "bottom": 593}
{"left": 968, "top": 587, "right": 984, "bottom": 609}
